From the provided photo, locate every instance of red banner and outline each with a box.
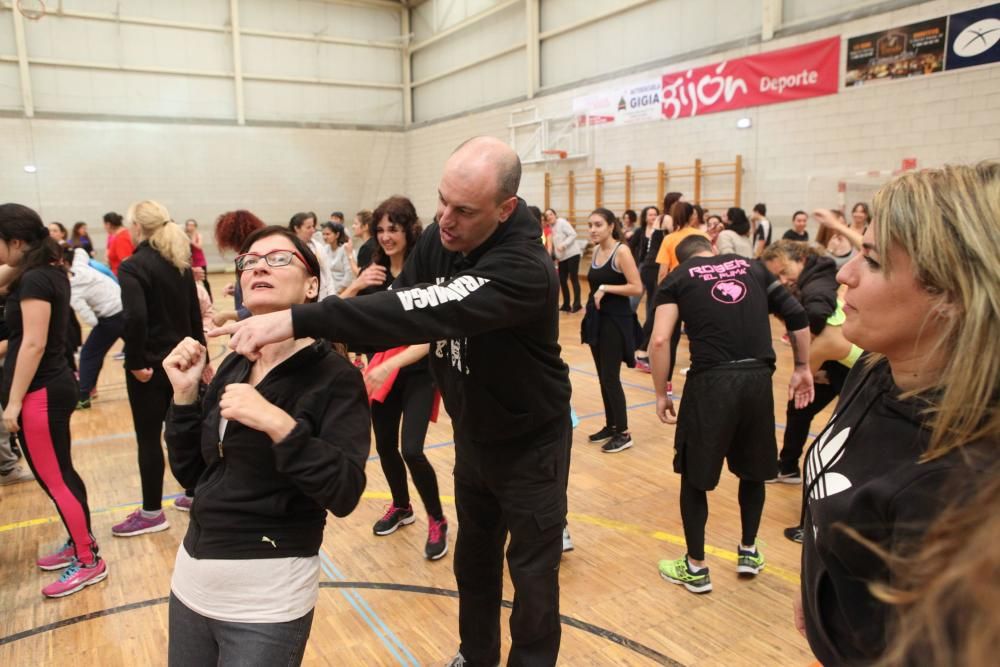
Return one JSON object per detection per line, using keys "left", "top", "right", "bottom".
{"left": 661, "top": 37, "right": 840, "bottom": 119}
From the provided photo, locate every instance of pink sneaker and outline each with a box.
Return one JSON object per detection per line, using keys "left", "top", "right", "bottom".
{"left": 37, "top": 540, "right": 75, "bottom": 571}
{"left": 173, "top": 495, "right": 193, "bottom": 512}
{"left": 425, "top": 517, "right": 448, "bottom": 561}
{"left": 635, "top": 357, "right": 651, "bottom": 373}
{"left": 42, "top": 558, "right": 108, "bottom": 598}
{"left": 112, "top": 509, "right": 169, "bottom": 537}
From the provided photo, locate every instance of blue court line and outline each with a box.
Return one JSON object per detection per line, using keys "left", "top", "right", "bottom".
{"left": 569, "top": 365, "right": 657, "bottom": 393}
{"left": 11, "top": 488, "right": 417, "bottom": 666}
{"left": 317, "top": 551, "right": 418, "bottom": 667}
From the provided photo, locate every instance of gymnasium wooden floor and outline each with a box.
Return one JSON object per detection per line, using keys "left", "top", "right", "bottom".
{"left": 0, "top": 276, "right": 827, "bottom": 666}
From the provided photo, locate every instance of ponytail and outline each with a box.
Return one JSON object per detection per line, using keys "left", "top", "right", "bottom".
{"left": 127, "top": 200, "right": 191, "bottom": 273}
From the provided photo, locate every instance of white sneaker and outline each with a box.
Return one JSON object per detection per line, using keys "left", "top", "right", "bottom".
{"left": 0, "top": 464, "right": 35, "bottom": 485}
{"left": 562, "top": 527, "right": 574, "bottom": 552}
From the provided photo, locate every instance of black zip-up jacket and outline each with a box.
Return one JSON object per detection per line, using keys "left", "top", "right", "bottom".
{"left": 119, "top": 241, "right": 204, "bottom": 370}
{"left": 795, "top": 254, "right": 839, "bottom": 335}
{"left": 292, "top": 198, "right": 571, "bottom": 446}
{"left": 164, "top": 340, "right": 370, "bottom": 559}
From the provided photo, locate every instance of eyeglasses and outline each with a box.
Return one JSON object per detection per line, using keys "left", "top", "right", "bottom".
{"left": 234, "top": 249, "right": 313, "bottom": 275}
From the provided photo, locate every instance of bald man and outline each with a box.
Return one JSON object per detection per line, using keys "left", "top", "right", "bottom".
{"left": 213, "top": 137, "right": 571, "bottom": 666}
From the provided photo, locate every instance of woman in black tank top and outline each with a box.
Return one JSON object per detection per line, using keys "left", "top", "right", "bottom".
{"left": 580, "top": 208, "right": 643, "bottom": 454}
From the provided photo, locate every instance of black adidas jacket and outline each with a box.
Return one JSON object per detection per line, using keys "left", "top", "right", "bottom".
{"left": 164, "top": 340, "right": 370, "bottom": 559}
{"left": 291, "top": 198, "right": 572, "bottom": 446}
{"left": 801, "top": 357, "right": 992, "bottom": 665}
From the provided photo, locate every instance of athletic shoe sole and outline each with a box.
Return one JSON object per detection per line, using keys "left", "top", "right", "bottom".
{"left": 173, "top": 500, "right": 191, "bottom": 512}
{"left": 426, "top": 543, "right": 448, "bottom": 561}
{"left": 737, "top": 562, "right": 765, "bottom": 576}
{"left": 765, "top": 475, "right": 802, "bottom": 485}
{"left": 112, "top": 522, "right": 170, "bottom": 537}
{"left": 373, "top": 514, "right": 415, "bottom": 536}
{"left": 602, "top": 440, "right": 633, "bottom": 453}
{"left": 659, "top": 570, "right": 712, "bottom": 594}
{"left": 38, "top": 560, "right": 74, "bottom": 572}
{"left": 43, "top": 567, "right": 109, "bottom": 598}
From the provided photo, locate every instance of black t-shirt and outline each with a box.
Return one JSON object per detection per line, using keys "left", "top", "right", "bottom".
{"left": 655, "top": 254, "right": 777, "bottom": 371}
{"left": 782, "top": 229, "right": 809, "bottom": 242}
{"left": 356, "top": 238, "right": 375, "bottom": 272}
{"left": 1, "top": 265, "right": 72, "bottom": 403}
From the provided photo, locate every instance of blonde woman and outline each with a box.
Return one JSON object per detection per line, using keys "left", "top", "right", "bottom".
{"left": 798, "top": 163, "right": 1000, "bottom": 665}
{"left": 112, "top": 201, "right": 207, "bottom": 537}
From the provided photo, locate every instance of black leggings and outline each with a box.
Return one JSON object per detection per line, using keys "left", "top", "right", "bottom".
{"left": 371, "top": 369, "right": 443, "bottom": 520}
{"left": 638, "top": 267, "right": 658, "bottom": 348}
{"left": 126, "top": 366, "right": 192, "bottom": 511}
{"left": 589, "top": 317, "right": 628, "bottom": 433}
{"left": 558, "top": 255, "right": 581, "bottom": 309}
{"left": 680, "top": 476, "right": 764, "bottom": 561}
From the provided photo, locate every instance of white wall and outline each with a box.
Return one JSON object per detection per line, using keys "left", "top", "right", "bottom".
{"left": 1, "top": 117, "right": 406, "bottom": 265}
{"left": 0, "top": 0, "right": 405, "bottom": 126}
{"left": 406, "top": 0, "right": 1000, "bottom": 234}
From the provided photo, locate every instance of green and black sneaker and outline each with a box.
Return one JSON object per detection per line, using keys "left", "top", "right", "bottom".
{"left": 658, "top": 556, "right": 712, "bottom": 594}
{"left": 737, "top": 543, "right": 766, "bottom": 576}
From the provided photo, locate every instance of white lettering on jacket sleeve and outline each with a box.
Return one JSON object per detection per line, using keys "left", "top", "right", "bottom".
{"left": 395, "top": 276, "right": 491, "bottom": 312}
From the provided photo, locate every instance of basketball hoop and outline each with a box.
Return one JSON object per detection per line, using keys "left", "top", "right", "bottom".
{"left": 16, "top": 0, "right": 47, "bottom": 21}
{"left": 541, "top": 149, "right": 568, "bottom": 160}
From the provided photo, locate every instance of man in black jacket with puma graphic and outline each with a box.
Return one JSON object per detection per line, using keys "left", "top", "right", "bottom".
{"left": 216, "top": 137, "right": 571, "bottom": 667}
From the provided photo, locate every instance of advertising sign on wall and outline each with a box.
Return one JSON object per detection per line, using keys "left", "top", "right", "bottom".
{"left": 946, "top": 3, "right": 1000, "bottom": 70}
{"left": 845, "top": 17, "right": 947, "bottom": 86}
{"left": 659, "top": 37, "right": 840, "bottom": 119}
{"left": 573, "top": 79, "right": 662, "bottom": 126}
{"left": 616, "top": 80, "right": 663, "bottom": 124}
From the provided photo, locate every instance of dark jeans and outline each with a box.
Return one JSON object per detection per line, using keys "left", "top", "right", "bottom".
{"left": 778, "top": 361, "right": 849, "bottom": 475}
{"left": 557, "top": 255, "right": 581, "bottom": 309}
{"left": 126, "top": 366, "right": 192, "bottom": 511}
{"left": 588, "top": 318, "right": 627, "bottom": 432}
{"left": 78, "top": 312, "right": 125, "bottom": 398}
{"left": 168, "top": 592, "right": 314, "bottom": 667}
{"left": 454, "top": 418, "right": 570, "bottom": 666}
{"left": 371, "top": 369, "right": 443, "bottom": 520}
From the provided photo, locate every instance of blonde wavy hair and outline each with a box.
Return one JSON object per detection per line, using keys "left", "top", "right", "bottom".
{"left": 871, "top": 162, "right": 1000, "bottom": 458}
{"left": 126, "top": 200, "right": 191, "bottom": 274}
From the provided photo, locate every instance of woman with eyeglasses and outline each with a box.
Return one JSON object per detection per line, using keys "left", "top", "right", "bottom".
{"left": 163, "top": 225, "right": 369, "bottom": 666}
{"left": 112, "top": 200, "right": 206, "bottom": 536}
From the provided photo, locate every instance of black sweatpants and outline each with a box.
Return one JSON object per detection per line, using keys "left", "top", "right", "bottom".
{"left": 589, "top": 318, "right": 628, "bottom": 433}
{"left": 371, "top": 369, "right": 442, "bottom": 520}
{"left": 778, "top": 361, "right": 848, "bottom": 475}
{"left": 126, "top": 366, "right": 192, "bottom": 511}
{"left": 453, "top": 417, "right": 570, "bottom": 666}
{"left": 557, "top": 255, "right": 581, "bottom": 309}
